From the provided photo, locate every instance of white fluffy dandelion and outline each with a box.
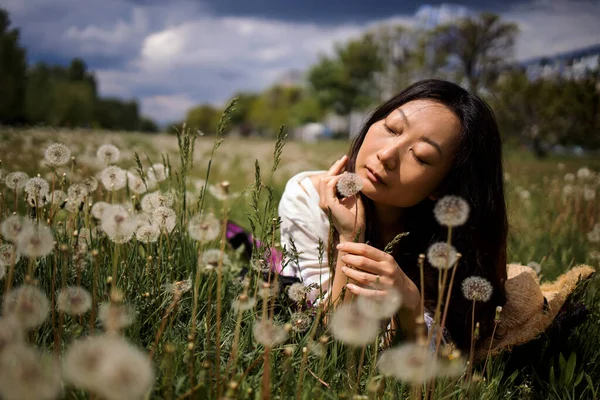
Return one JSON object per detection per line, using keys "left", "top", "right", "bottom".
{"left": 378, "top": 343, "right": 438, "bottom": 384}
{"left": 461, "top": 276, "right": 493, "bottom": 302}
{"left": 201, "top": 248, "right": 230, "bottom": 270}
{"left": 135, "top": 225, "right": 160, "bottom": 243}
{"left": 98, "top": 303, "right": 135, "bottom": 332}
{"left": 127, "top": 172, "right": 147, "bottom": 194}
{"left": 287, "top": 282, "right": 307, "bottom": 303}
{"left": 289, "top": 311, "right": 313, "bottom": 333}
{"left": 167, "top": 278, "right": 192, "bottom": 295}
{"left": 91, "top": 201, "right": 110, "bottom": 219}
{"left": 208, "top": 183, "right": 240, "bottom": 201}
{"left": 588, "top": 229, "right": 600, "bottom": 243}
{"left": 50, "top": 190, "right": 67, "bottom": 206}
{"left": 82, "top": 176, "right": 99, "bottom": 193}
{"left": 433, "top": 195, "right": 470, "bottom": 227}
{"left": 62, "top": 335, "right": 113, "bottom": 392}
{"left": 100, "top": 206, "right": 134, "bottom": 243}
{"left": 564, "top": 173, "right": 575, "bottom": 183}
{"left": 97, "top": 144, "right": 120, "bottom": 165}
{"left": 44, "top": 143, "right": 71, "bottom": 166}
{"left": 1, "top": 215, "right": 30, "bottom": 242}
{"left": 356, "top": 286, "right": 403, "bottom": 319}
{"left": 67, "top": 183, "right": 88, "bottom": 206}
{"left": 100, "top": 166, "right": 127, "bottom": 191}
{"left": 5, "top": 171, "right": 29, "bottom": 191}
{"left": 15, "top": 223, "right": 55, "bottom": 259}
{"left": 0, "top": 344, "right": 62, "bottom": 400}
{"left": 147, "top": 163, "right": 168, "bottom": 182}
{"left": 577, "top": 167, "right": 592, "bottom": 180}
{"left": 253, "top": 319, "right": 288, "bottom": 347}
{"left": 329, "top": 303, "right": 378, "bottom": 346}
{"left": 336, "top": 172, "right": 363, "bottom": 197}
{"left": 140, "top": 191, "right": 174, "bottom": 212}
{"left": 584, "top": 187, "right": 596, "bottom": 201}
{"left": 152, "top": 206, "right": 176, "bottom": 233}
{"left": 24, "top": 177, "right": 50, "bottom": 207}
{"left": 232, "top": 295, "right": 256, "bottom": 312}
{"left": 0, "top": 244, "right": 20, "bottom": 268}
{"left": 188, "top": 212, "right": 220, "bottom": 242}
{"left": 426, "top": 242, "right": 458, "bottom": 269}
{"left": 3, "top": 285, "right": 50, "bottom": 329}
{"left": 0, "top": 317, "right": 24, "bottom": 352}
{"left": 57, "top": 286, "right": 92, "bottom": 316}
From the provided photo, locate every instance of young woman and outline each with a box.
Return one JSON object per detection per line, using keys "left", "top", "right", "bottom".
{"left": 278, "top": 79, "right": 508, "bottom": 352}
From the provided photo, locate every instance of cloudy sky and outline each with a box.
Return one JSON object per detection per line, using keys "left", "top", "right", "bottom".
{"left": 4, "top": 0, "right": 600, "bottom": 122}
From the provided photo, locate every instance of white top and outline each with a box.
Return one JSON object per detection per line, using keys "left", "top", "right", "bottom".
{"left": 278, "top": 170, "right": 448, "bottom": 348}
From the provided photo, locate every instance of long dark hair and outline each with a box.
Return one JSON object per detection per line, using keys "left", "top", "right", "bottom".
{"left": 345, "top": 79, "right": 508, "bottom": 351}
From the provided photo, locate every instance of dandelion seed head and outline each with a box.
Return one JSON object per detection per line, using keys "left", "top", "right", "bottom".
{"left": 100, "top": 166, "right": 127, "bottom": 191}
{"left": 101, "top": 206, "right": 134, "bottom": 243}
{"left": 289, "top": 311, "right": 312, "bottom": 333}
{"left": 564, "top": 173, "right": 575, "bottom": 183}
{"left": 0, "top": 244, "right": 20, "bottom": 269}
{"left": 356, "top": 287, "right": 403, "bottom": 319}
{"left": 147, "top": 163, "right": 168, "bottom": 182}
{"left": 3, "top": 285, "right": 50, "bottom": 329}
{"left": 24, "top": 177, "right": 50, "bottom": 207}
{"left": 98, "top": 303, "right": 135, "bottom": 332}
{"left": 330, "top": 303, "right": 378, "bottom": 346}
{"left": 188, "top": 212, "right": 220, "bottom": 242}
{"left": 287, "top": 282, "right": 307, "bottom": 303}
{"left": 577, "top": 167, "right": 592, "bottom": 180}
{"left": 0, "top": 317, "right": 24, "bottom": 353}
{"left": 44, "top": 143, "right": 71, "bottom": 166}
{"left": 377, "top": 343, "right": 438, "bottom": 384}
{"left": 135, "top": 225, "right": 160, "bottom": 243}
{"left": 151, "top": 206, "right": 176, "bottom": 233}
{"left": 588, "top": 229, "right": 600, "bottom": 243}
{"left": 127, "top": 172, "right": 147, "bottom": 194}
{"left": 426, "top": 242, "right": 458, "bottom": 269}
{"left": 57, "top": 286, "right": 92, "bottom": 316}
{"left": 201, "top": 249, "right": 229, "bottom": 270}
{"left": 1, "top": 216, "right": 31, "bottom": 242}
{"left": 584, "top": 187, "right": 596, "bottom": 201}
{"left": 5, "top": 171, "right": 29, "bottom": 190}
{"left": 141, "top": 191, "right": 174, "bottom": 212}
{"left": 590, "top": 250, "right": 600, "bottom": 261}
{"left": 97, "top": 144, "right": 120, "bottom": 165}
{"left": 63, "top": 335, "right": 112, "bottom": 392}
{"left": 527, "top": 261, "right": 541, "bottom": 275}
{"left": 253, "top": 319, "right": 288, "bottom": 347}
{"left": 91, "top": 201, "right": 110, "bottom": 219}
{"left": 461, "top": 276, "right": 493, "bottom": 302}
{"left": 81, "top": 176, "right": 98, "bottom": 193}
{"left": 167, "top": 278, "right": 192, "bottom": 295}
{"left": 232, "top": 294, "right": 256, "bottom": 312}
{"left": 67, "top": 183, "right": 88, "bottom": 205}
{"left": 208, "top": 184, "right": 240, "bottom": 201}
{"left": 15, "top": 223, "right": 55, "bottom": 259}
{"left": 50, "top": 190, "right": 67, "bottom": 206}
{"left": 433, "top": 195, "right": 470, "bottom": 227}
{"left": 0, "top": 344, "right": 62, "bottom": 400}
{"left": 336, "top": 172, "right": 363, "bottom": 197}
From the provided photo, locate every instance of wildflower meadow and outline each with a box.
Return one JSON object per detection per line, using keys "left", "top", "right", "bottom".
{"left": 0, "top": 109, "right": 599, "bottom": 400}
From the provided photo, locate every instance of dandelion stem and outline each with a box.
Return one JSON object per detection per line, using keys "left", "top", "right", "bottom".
{"left": 188, "top": 247, "right": 203, "bottom": 389}
{"left": 467, "top": 299, "right": 477, "bottom": 381}
{"left": 149, "top": 292, "right": 181, "bottom": 359}
{"left": 215, "top": 198, "right": 229, "bottom": 398}
{"left": 481, "top": 318, "right": 500, "bottom": 378}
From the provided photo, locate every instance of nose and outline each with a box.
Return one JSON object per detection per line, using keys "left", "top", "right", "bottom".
{"left": 376, "top": 140, "right": 400, "bottom": 171}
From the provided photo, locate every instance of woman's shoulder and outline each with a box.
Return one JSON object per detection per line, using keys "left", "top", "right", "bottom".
{"left": 281, "top": 170, "right": 325, "bottom": 200}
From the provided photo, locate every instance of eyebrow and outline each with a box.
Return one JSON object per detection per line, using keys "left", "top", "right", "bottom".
{"left": 419, "top": 136, "right": 443, "bottom": 157}
{"left": 397, "top": 108, "right": 410, "bottom": 127}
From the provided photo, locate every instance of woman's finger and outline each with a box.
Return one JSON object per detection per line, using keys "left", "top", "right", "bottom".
{"left": 320, "top": 175, "right": 342, "bottom": 211}
{"left": 341, "top": 254, "right": 388, "bottom": 276}
{"left": 346, "top": 284, "right": 387, "bottom": 298}
{"left": 337, "top": 242, "right": 392, "bottom": 263}
{"left": 325, "top": 155, "right": 348, "bottom": 177}
{"left": 341, "top": 266, "right": 391, "bottom": 287}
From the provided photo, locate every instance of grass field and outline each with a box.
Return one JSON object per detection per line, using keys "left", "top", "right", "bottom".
{"left": 0, "top": 126, "right": 599, "bottom": 399}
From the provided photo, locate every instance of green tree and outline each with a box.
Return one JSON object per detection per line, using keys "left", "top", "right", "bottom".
{"left": 0, "top": 8, "right": 27, "bottom": 124}
{"left": 94, "top": 98, "right": 141, "bottom": 131}
{"left": 308, "top": 32, "right": 384, "bottom": 128}
{"left": 185, "top": 104, "right": 222, "bottom": 135}
{"left": 431, "top": 13, "right": 519, "bottom": 93}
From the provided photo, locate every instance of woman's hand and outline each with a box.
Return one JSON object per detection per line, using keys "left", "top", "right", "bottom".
{"left": 335, "top": 242, "right": 420, "bottom": 312}
{"left": 317, "top": 155, "right": 365, "bottom": 240}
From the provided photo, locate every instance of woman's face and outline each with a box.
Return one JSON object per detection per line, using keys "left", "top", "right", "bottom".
{"left": 355, "top": 99, "right": 462, "bottom": 208}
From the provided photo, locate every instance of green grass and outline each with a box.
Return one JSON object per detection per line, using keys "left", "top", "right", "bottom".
{"left": 0, "top": 126, "right": 599, "bottom": 399}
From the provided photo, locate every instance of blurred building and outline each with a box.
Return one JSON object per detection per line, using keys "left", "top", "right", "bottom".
{"left": 516, "top": 44, "right": 600, "bottom": 82}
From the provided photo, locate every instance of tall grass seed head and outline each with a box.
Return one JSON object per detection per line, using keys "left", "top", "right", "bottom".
{"left": 44, "top": 143, "right": 71, "bottom": 166}
{"left": 151, "top": 206, "right": 176, "bottom": 233}
{"left": 57, "top": 286, "right": 92, "bottom": 316}
{"left": 433, "top": 195, "right": 470, "bottom": 227}
{"left": 188, "top": 212, "right": 220, "bottom": 242}
{"left": 252, "top": 319, "right": 288, "bottom": 348}
{"left": 0, "top": 344, "right": 62, "bottom": 400}
{"left": 426, "top": 242, "right": 458, "bottom": 269}
{"left": 5, "top": 171, "right": 29, "bottom": 190}
{"left": 336, "top": 172, "right": 363, "bottom": 197}
{"left": 100, "top": 166, "right": 127, "bottom": 191}
{"left": 3, "top": 285, "right": 50, "bottom": 329}
{"left": 329, "top": 303, "right": 379, "bottom": 346}
{"left": 356, "top": 286, "right": 403, "bottom": 319}
{"left": 135, "top": 224, "right": 160, "bottom": 243}
{"left": 0, "top": 244, "right": 20, "bottom": 268}
{"left": 97, "top": 144, "right": 120, "bottom": 165}
{"left": 15, "top": 223, "right": 55, "bottom": 259}
{"left": 461, "top": 276, "right": 493, "bottom": 302}
{"left": 377, "top": 343, "right": 438, "bottom": 384}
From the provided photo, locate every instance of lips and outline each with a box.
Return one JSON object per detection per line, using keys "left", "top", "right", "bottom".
{"left": 365, "top": 166, "right": 385, "bottom": 185}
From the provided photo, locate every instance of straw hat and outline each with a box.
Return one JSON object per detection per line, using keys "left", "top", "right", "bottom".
{"left": 474, "top": 263, "right": 595, "bottom": 361}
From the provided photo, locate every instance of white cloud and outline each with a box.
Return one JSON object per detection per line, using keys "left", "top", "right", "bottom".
{"left": 141, "top": 94, "right": 197, "bottom": 122}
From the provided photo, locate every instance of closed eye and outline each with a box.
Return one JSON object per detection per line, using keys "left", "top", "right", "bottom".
{"left": 410, "top": 149, "right": 428, "bottom": 166}
{"left": 384, "top": 123, "right": 399, "bottom": 136}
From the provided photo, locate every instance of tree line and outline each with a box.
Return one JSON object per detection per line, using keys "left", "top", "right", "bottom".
{"left": 0, "top": 8, "right": 158, "bottom": 132}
